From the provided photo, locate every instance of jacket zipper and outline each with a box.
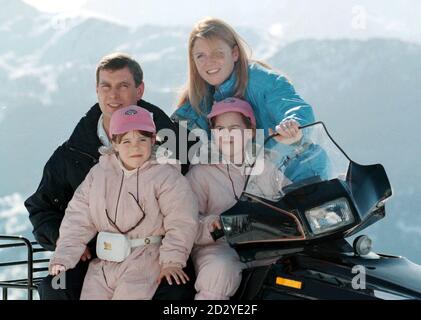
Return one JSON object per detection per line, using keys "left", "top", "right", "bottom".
{"left": 68, "top": 146, "right": 98, "bottom": 163}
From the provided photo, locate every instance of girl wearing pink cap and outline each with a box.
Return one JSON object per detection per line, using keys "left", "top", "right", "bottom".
{"left": 49, "top": 105, "right": 198, "bottom": 300}
{"left": 186, "top": 97, "right": 292, "bottom": 300}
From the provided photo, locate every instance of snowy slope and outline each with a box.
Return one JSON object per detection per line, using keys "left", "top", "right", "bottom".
{"left": 0, "top": 193, "right": 50, "bottom": 300}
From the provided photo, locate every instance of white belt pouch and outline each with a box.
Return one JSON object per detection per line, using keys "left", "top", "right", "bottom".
{"left": 96, "top": 231, "right": 162, "bottom": 262}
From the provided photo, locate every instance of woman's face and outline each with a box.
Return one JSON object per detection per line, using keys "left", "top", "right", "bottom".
{"left": 192, "top": 37, "right": 239, "bottom": 87}
{"left": 212, "top": 112, "right": 252, "bottom": 164}
{"left": 113, "top": 130, "right": 154, "bottom": 170}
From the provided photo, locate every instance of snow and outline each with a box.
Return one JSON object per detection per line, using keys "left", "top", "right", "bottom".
{"left": 0, "top": 193, "right": 32, "bottom": 237}
{"left": 140, "top": 47, "right": 177, "bottom": 63}
{"left": 0, "top": 16, "right": 24, "bottom": 32}
{"left": 397, "top": 221, "right": 421, "bottom": 237}
{"left": 0, "top": 105, "right": 6, "bottom": 124}
{"left": 0, "top": 193, "right": 45, "bottom": 300}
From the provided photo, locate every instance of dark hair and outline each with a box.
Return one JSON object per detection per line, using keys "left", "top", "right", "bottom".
{"left": 111, "top": 130, "right": 154, "bottom": 144}
{"left": 96, "top": 52, "right": 143, "bottom": 87}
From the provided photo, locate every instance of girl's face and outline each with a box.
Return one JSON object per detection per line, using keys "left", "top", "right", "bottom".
{"left": 212, "top": 112, "right": 252, "bottom": 164}
{"left": 113, "top": 130, "right": 154, "bottom": 170}
{"left": 192, "top": 37, "right": 239, "bottom": 87}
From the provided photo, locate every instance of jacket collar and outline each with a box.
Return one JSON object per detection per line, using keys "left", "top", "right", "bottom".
{"left": 97, "top": 114, "right": 112, "bottom": 148}
{"left": 66, "top": 103, "right": 102, "bottom": 160}
{"left": 173, "top": 70, "right": 237, "bottom": 131}
{"left": 213, "top": 70, "right": 237, "bottom": 101}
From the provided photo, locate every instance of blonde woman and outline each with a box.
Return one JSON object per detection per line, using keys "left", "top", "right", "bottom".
{"left": 172, "top": 17, "right": 313, "bottom": 143}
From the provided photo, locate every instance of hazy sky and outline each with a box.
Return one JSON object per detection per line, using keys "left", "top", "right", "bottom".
{"left": 23, "top": 0, "right": 421, "bottom": 43}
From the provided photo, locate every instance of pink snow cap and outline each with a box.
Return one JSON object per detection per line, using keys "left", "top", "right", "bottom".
{"left": 110, "top": 105, "right": 156, "bottom": 136}
{"left": 207, "top": 97, "right": 256, "bottom": 126}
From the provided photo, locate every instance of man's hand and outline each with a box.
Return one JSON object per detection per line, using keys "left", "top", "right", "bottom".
{"left": 157, "top": 266, "right": 190, "bottom": 285}
{"left": 269, "top": 119, "right": 303, "bottom": 145}
{"left": 80, "top": 247, "right": 92, "bottom": 262}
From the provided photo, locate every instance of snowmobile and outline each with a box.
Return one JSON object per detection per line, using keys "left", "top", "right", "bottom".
{"left": 215, "top": 121, "right": 421, "bottom": 300}
{"left": 1, "top": 122, "right": 421, "bottom": 300}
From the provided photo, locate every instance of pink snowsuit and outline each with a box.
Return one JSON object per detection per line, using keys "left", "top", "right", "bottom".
{"left": 186, "top": 156, "right": 290, "bottom": 300}
{"left": 50, "top": 153, "right": 199, "bottom": 300}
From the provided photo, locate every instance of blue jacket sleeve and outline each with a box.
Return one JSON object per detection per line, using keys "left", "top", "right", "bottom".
{"left": 264, "top": 72, "right": 315, "bottom": 126}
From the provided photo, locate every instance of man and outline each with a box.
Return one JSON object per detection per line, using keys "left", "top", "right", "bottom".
{"left": 25, "top": 52, "right": 195, "bottom": 300}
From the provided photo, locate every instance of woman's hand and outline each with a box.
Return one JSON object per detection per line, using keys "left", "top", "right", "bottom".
{"left": 269, "top": 119, "right": 303, "bottom": 145}
{"left": 49, "top": 264, "right": 66, "bottom": 276}
{"left": 157, "top": 266, "right": 190, "bottom": 285}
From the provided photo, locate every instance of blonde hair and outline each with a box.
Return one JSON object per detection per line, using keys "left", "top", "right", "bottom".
{"left": 177, "top": 18, "right": 251, "bottom": 114}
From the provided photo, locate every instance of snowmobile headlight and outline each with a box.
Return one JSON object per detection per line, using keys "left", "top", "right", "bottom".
{"left": 305, "top": 198, "right": 354, "bottom": 235}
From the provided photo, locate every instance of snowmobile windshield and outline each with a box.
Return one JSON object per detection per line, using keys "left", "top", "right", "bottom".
{"left": 243, "top": 122, "right": 350, "bottom": 201}
{"left": 221, "top": 122, "right": 391, "bottom": 245}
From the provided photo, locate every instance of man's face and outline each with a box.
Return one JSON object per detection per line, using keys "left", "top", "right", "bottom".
{"left": 96, "top": 67, "right": 144, "bottom": 125}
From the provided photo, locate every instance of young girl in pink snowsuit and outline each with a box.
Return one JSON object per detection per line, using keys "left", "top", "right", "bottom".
{"left": 49, "top": 105, "right": 198, "bottom": 300}
{"left": 187, "top": 97, "right": 300, "bottom": 300}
